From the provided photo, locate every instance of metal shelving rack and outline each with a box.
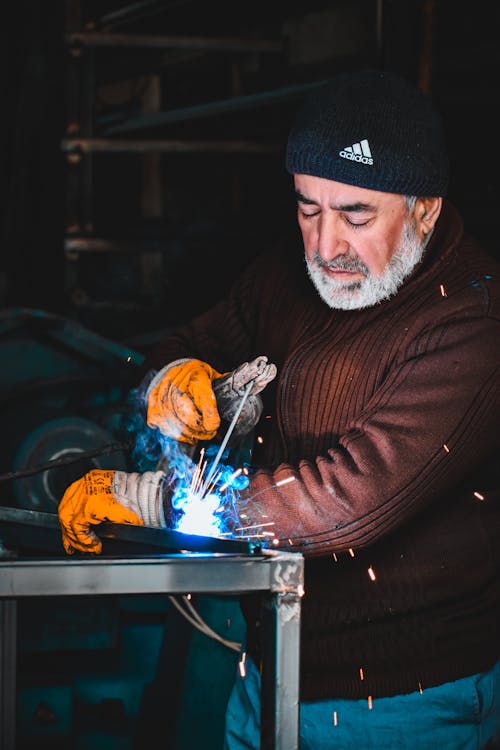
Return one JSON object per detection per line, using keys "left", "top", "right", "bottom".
{"left": 61, "top": 1, "right": 383, "bottom": 336}
{"left": 61, "top": 0, "right": 294, "bottom": 325}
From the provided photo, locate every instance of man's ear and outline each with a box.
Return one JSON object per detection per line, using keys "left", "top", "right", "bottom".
{"left": 415, "top": 197, "right": 442, "bottom": 239}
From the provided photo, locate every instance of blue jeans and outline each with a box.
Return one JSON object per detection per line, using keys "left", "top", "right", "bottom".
{"left": 224, "top": 655, "right": 500, "bottom": 749}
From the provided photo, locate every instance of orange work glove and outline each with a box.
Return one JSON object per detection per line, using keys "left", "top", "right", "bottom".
{"left": 58, "top": 469, "right": 165, "bottom": 555}
{"left": 146, "top": 358, "right": 226, "bottom": 444}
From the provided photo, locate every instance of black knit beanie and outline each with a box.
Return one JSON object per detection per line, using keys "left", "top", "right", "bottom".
{"left": 285, "top": 69, "right": 449, "bottom": 196}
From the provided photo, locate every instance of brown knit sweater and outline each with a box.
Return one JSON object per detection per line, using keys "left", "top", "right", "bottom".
{"left": 144, "top": 200, "right": 500, "bottom": 700}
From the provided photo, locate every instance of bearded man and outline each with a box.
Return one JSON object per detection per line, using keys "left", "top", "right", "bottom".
{"left": 59, "top": 69, "right": 500, "bottom": 750}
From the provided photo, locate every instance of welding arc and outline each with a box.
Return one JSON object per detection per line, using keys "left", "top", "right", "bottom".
{"left": 168, "top": 595, "right": 241, "bottom": 652}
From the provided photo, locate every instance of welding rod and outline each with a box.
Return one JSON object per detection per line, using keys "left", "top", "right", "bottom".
{"left": 199, "top": 380, "right": 254, "bottom": 498}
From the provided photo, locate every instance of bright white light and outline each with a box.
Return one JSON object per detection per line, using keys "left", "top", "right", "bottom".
{"left": 175, "top": 492, "right": 223, "bottom": 537}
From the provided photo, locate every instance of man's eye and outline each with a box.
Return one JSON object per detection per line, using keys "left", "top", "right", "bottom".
{"left": 344, "top": 216, "right": 371, "bottom": 228}
{"left": 300, "top": 210, "right": 320, "bottom": 219}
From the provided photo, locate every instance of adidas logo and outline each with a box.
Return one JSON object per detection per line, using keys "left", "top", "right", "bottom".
{"left": 339, "top": 139, "right": 373, "bottom": 165}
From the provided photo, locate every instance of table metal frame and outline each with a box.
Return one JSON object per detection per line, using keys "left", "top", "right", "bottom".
{"left": 0, "top": 549, "right": 303, "bottom": 750}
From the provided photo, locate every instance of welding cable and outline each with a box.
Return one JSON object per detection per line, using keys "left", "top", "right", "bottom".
{"left": 168, "top": 595, "right": 242, "bottom": 653}
{"left": 0, "top": 441, "right": 133, "bottom": 483}
{"left": 169, "top": 595, "right": 241, "bottom": 652}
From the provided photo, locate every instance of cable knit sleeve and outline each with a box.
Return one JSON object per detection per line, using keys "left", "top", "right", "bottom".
{"left": 236, "top": 307, "right": 500, "bottom": 556}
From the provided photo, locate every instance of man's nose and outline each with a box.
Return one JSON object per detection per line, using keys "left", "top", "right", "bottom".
{"left": 317, "top": 215, "right": 350, "bottom": 263}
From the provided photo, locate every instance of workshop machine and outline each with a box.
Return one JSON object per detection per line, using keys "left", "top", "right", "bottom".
{"left": 0, "top": 308, "right": 247, "bottom": 750}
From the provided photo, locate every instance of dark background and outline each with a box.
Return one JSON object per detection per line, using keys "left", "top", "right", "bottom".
{"left": 1, "top": 0, "right": 498, "bottom": 346}
{"left": 0, "top": 4, "right": 498, "bottom": 748}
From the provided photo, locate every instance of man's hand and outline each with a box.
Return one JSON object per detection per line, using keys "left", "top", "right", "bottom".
{"left": 213, "top": 356, "right": 277, "bottom": 437}
{"left": 146, "top": 359, "right": 225, "bottom": 444}
{"left": 58, "top": 470, "right": 144, "bottom": 555}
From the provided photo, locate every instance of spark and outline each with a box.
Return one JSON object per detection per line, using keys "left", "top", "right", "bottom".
{"left": 333, "top": 553, "right": 338, "bottom": 562}
{"left": 188, "top": 448, "right": 206, "bottom": 495}
{"left": 473, "top": 491, "right": 485, "bottom": 501}
{"left": 272, "top": 538, "right": 280, "bottom": 546}
{"left": 234, "top": 522, "right": 275, "bottom": 532}
{"left": 368, "top": 566, "right": 376, "bottom": 581}
{"left": 367, "top": 695, "right": 373, "bottom": 710}
{"left": 204, "top": 469, "right": 223, "bottom": 497}
{"left": 276, "top": 476, "right": 296, "bottom": 487}
{"left": 132, "top": 385, "right": 254, "bottom": 539}
{"left": 219, "top": 468, "right": 243, "bottom": 493}
{"left": 359, "top": 667, "right": 364, "bottom": 681}
{"left": 440, "top": 284, "right": 447, "bottom": 297}
{"left": 418, "top": 681, "right": 423, "bottom": 694}
{"left": 288, "top": 538, "right": 293, "bottom": 545}
{"left": 333, "top": 711, "right": 338, "bottom": 726}
{"left": 168, "top": 418, "right": 253, "bottom": 537}
{"left": 298, "top": 584, "right": 305, "bottom": 597}
{"left": 162, "top": 405, "right": 295, "bottom": 541}
{"left": 238, "top": 651, "right": 247, "bottom": 677}
{"left": 348, "top": 548, "right": 355, "bottom": 557}
{"left": 257, "top": 435, "right": 264, "bottom": 444}
{"left": 126, "top": 356, "right": 131, "bottom": 362}
{"left": 443, "top": 444, "right": 450, "bottom": 453}
{"left": 245, "top": 476, "right": 295, "bottom": 503}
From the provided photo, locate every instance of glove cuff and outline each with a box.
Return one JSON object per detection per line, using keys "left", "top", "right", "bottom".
{"left": 112, "top": 471, "right": 166, "bottom": 527}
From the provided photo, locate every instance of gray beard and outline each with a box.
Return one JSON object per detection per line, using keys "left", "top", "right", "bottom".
{"left": 305, "top": 221, "right": 431, "bottom": 310}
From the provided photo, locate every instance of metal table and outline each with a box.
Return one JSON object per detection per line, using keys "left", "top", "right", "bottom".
{"left": 0, "top": 547, "right": 303, "bottom": 750}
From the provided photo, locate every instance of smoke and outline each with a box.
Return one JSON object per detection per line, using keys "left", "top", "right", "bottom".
{"left": 124, "top": 383, "right": 251, "bottom": 538}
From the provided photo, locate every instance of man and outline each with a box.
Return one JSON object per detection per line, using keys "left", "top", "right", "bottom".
{"left": 58, "top": 69, "right": 500, "bottom": 748}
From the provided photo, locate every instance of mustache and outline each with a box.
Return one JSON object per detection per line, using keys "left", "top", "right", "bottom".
{"left": 313, "top": 250, "right": 369, "bottom": 276}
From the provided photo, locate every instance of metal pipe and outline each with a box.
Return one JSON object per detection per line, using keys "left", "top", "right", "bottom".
{"left": 65, "top": 31, "right": 283, "bottom": 53}
{"left": 61, "top": 138, "right": 280, "bottom": 154}
{"left": 104, "top": 80, "right": 327, "bottom": 134}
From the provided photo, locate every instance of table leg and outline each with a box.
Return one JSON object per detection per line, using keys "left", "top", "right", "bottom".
{"left": 0, "top": 600, "right": 17, "bottom": 750}
{"left": 260, "top": 590, "right": 301, "bottom": 750}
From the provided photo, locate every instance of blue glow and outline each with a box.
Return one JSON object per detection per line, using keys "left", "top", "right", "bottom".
{"left": 126, "top": 383, "right": 252, "bottom": 538}
{"left": 174, "top": 491, "right": 223, "bottom": 536}
{"left": 170, "top": 459, "right": 250, "bottom": 537}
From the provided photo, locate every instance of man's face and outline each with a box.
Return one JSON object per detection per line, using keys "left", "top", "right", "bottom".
{"left": 294, "top": 174, "right": 431, "bottom": 310}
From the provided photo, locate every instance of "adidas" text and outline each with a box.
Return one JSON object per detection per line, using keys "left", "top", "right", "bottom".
{"left": 339, "top": 151, "right": 373, "bottom": 165}
{"left": 339, "top": 139, "right": 373, "bottom": 166}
